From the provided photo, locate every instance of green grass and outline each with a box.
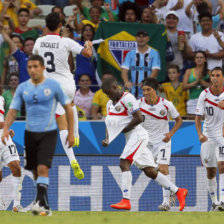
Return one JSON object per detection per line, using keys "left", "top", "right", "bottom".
{"left": 1, "top": 211, "right": 224, "bottom": 224}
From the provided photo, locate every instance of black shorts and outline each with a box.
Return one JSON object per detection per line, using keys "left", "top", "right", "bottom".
{"left": 24, "top": 130, "right": 57, "bottom": 170}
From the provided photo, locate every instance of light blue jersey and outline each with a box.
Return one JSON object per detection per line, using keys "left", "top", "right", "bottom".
{"left": 10, "top": 78, "right": 70, "bottom": 132}
{"left": 122, "top": 47, "right": 161, "bottom": 98}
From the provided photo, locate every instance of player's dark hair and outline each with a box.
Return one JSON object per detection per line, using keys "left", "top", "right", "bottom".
{"left": 81, "top": 24, "right": 95, "bottom": 42}
{"left": 24, "top": 37, "right": 35, "bottom": 45}
{"left": 211, "top": 67, "right": 224, "bottom": 76}
{"left": 28, "top": 55, "right": 45, "bottom": 67}
{"left": 198, "top": 12, "right": 212, "bottom": 22}
{"left": 46, "top": 12, "right": 61, "bottom": 32}
{"left": 18, "top": 8, "right": 30, "bottom": 15}
{"left": 101, "top": 77, "right": 117, "bottom": 92}
{"left": 142, "top": 77, "right": 159, "bottom": 91}
{"left": 167, "top": 64, "right": 180, "bottom": 73}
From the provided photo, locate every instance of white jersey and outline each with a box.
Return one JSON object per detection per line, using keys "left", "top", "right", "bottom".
{"left": 196, "top": 87, "right": 224, "bottom": 140}
{"left": 105, "top": 92, "right": 145, "bottom": 143}
{"left": 32, "top": 34, "right": 84, "bottom": 84}
{"left": 138, "top": 97, "right": 179, "bottom": 144}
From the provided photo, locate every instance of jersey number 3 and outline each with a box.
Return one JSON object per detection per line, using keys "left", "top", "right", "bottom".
{"left": 44, "top": 52, "right": 55, "bottom": 73}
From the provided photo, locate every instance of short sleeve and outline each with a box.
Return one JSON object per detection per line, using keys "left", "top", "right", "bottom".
{"left": 0, "top": 96, "right": 5, "bottom": 122}
{"left": 66, "top": 38, "right": 84, "bottom": 56}
{"left": 122, "top": 93, "right": 139, "bottom": 113}
{"left": 10, "top": 84, "right": 23, "bottom": 111}
{"left": 152, "top": 50, "right": 161, "bottom": 70}
{"left": 122, "top": 50, "right": 132, "bottom": 70}
{"left": 165, "top": 100, "right": 179, "bottom": 119}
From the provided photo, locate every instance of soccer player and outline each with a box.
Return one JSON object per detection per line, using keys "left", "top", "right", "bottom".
{"left": 195, "top": 67, "right": 224, "bottom": 211}
{"left": 32, "top": 12, "right": 93, "bottom": 179}
{"left": 138, "top": 77, "right": 183, "bottom": 211}
{"left": 101, "top": 77, "right": 188, "bottom": 211}
{"left": 0, "top": 96, "right": 25, "bottom": 212}
{"left": 1, "top": 55, "right": 74, "bottom": 216}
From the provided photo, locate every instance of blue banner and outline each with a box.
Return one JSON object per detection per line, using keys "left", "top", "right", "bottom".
{"left": 12, "top": 121, "right": 201, "bottom": 155}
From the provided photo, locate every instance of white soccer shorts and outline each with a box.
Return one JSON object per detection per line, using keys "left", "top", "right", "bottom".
{"left": 0, "top": 136, "right": 20, "bottom": 171}
{"left": 147, "top": 140, "right": 171, "bottom": 165}
{"left": 120, "top": 129, "right": 156, "bottom": 169}
{"left": 201, "top": 138, "right": 224, "bottom": 167}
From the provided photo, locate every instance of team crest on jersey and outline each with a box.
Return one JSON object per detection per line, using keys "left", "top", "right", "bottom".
{"left": 44, "top": 88, "right": 51, "bottom": 96}
{"left": 115, "top": 105, "right": 121, "bottom": 112}
{"left": 160, "top": 110, "right": 166, "bottom": 116}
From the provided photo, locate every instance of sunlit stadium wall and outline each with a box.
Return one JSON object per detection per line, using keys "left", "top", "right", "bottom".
{"left": 0, "top": 121, "right": 212, "bottom": 211}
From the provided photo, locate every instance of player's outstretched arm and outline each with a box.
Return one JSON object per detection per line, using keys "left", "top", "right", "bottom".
{"left": 82, "top": 41, "right": 93, "bottom": 58}
{"left": 2, "top": 109, "right": 17, "bottom": 145}
{"left": 195, "top": 115, "right": 208, "bottom": 143}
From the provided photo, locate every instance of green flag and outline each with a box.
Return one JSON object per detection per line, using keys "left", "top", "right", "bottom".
{"left": 94, "top": 22, "right": 167, "bottom": 83}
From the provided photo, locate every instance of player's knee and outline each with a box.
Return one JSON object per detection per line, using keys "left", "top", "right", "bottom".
{"left": 158, "top": 166, "right": 169, "bottom": 175}
{"left": 207, "top": 170, "right": 216, "bottom": 179}
{"left": 143, "top": 166, "right": 158, "bottom": 179}
{"left": 119, "top": 159, "right": 130, "bottom": 172}
{"left": 8, "top": 161, "right": 21, "bottom": 177}
{"left": 219, "top": 163, "right": 224, "bottom": 174}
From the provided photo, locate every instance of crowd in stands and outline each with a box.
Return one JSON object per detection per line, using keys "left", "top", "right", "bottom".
{"left": 0, "top": 0, "right": 223, "bottom": 120}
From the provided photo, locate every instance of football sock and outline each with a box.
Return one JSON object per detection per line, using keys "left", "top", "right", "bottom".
{"left": 59, "top": 130, "right": 76, "bottom": 163}
{"left": 162, "top": 175, "right": 171, "bottom": 204}
{"left": 12, "top": 176, "right": 22, "bottom": 207}
{"left": 207, "top": 177, "right": 218, "bottom": 204}
{"left": 122, "top": 171, "right": 132, "bottom": 200}
{"left": 36, "top": 176, "right": 49, "bottom": 209}
{"left": 155, "top": 172, "right": 178, "bottom": 193}
{"left": 219, "top": 174, "right": 224, "bottom": 202}
{"left": 72, "top": 105, "right": 79, "bottom": 138}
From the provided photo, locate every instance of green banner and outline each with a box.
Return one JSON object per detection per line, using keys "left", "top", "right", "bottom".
{"left": 94, "top": 22, "right": 167, "bottom": 83}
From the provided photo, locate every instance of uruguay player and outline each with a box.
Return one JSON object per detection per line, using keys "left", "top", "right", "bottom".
{"left": 2, "top": 55, "right": 74, "bottom": 216}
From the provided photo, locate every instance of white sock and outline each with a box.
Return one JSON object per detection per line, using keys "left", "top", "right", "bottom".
{"left": 12, "top": 176, "right": 22, "bottom": 207}
{"left": 219, "top": 174, "right": 224, "bottom": 202}
{"left": 122, "top": 171, "right": 132, "bottom": 200}
{"left": 208, "top": 177, "right": 218, "bottom": 204}
{"left": 162, "top": 174, "right": 171, "bottom": 204}
{"left": 72, "top": 105, "right": 79, "bottom": 138}
{"left": 59, "top": 130, "right": 76, "bottom": 163}
{"left": 155, "top": 172, "right": 178, "bottom": 193}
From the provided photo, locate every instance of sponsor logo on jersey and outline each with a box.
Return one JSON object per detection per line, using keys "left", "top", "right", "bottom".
{"left": 160, "top": 110, "right": 166, "bottom": 116}
{"left": 23, "top": 91, "right": 28, "bottom": 95}
{"left": 115, "top": 105, "right": 121, "bottom": 112}
{"left": 149, "top": 108, "right": 156, "bottom": 111}
{"left": 127, "top": 102, "right": 133, "bottom": 108}
{"left": 44, "top": 88, "right": 51, "bottom": 96}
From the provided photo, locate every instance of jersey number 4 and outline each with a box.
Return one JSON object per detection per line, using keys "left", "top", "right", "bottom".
{"left": 44, "top": 52, "right": 55, "bottom": 73}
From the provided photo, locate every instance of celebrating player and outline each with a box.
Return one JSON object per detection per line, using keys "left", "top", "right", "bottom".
{"left": 138, "top": 77, "right": 182, "bottom": 211}
{"left": 195, "top": 67, "right": 224, "bottom": 211}
{"left": 32, "top": 12, "right": 93, "bottom": 179}
{"left": 101, "top": 77, "right": 188, "bottom": 211}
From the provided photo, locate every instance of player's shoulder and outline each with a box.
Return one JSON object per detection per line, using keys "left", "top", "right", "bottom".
{"left": 160, "top": 97, "right": 172, "bottom": 106}
{"left": 0, "top": 96, "right": 4, "bottom": 104}
{"left": 45, "top": 78, "right": 61, "bottom": 87}
{"left": 137, "top": 97, "right": 145, "bottom": 105}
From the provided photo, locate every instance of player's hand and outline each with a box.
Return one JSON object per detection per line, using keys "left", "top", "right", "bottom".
{"left": 102, "top": 139, "right": 109, "bottom": 147}
{"left": 84, "top": 40, "right": 93, "bottom": 48}
{"left": 9, "top": 129, "right": 15, "bottom": 138}
{"left": 1, "top": 129, "right": 10, "bottom": 145}
{"left": 66, "top": 133, "right": 75, "bottom": 148}
{"left": 73, "top": 137, "right": 80, "bottom": 147}
{"left": 218, "top": 101, "right": 224, "bottom": 109}
{"left": 162, "top": 133, "right": 172, "bottom": 143}
{"left": 199, "top": 134, "right": 208, "bottom": 143}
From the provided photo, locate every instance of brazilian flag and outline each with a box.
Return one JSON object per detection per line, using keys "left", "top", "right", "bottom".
{"left": 94, "top": 22, "right": 167, "bottom": 83}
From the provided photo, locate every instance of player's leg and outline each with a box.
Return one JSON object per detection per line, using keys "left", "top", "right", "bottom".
{"left": 218, "top": 161, "right": 224, "bottom": 210}
{"left": 0, "top": 167, "right": 5, "bottom": 210}
{"left": 71, "top": 103, "right": 80, "bottom": 146}
{"left": 110, "top": 159, "right": 132, "bottom": 210}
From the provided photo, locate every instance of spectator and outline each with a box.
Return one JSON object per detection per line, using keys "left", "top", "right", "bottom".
{"left": 141, "top": 5, "right": 158, "bottom": 24}
{"left": 118, "top": 1, "right": 141, "bottom": 22}
{"left": 121, "top": 30, "right": 161, "bottom": 98}
{"left": 2, "top": 74, "right": 20, "bottom": 117}
{"left": 76, "top": 0, "right": 117, "bottom": 22}
{"left": 1, "top": 34, "right": 23, "bottom": 89}
{"left": 160, "top": 64, "right": 188, "bottom": 118}
{"left": 14, "top": 8, "right": 39, "bottom": 40}
{"left": 104, "top": 0, "right": 134, "bottom": 15}
{"left": 74, "top": 24, "right": 99, "bottom": 92}
{"left": 74, "top": 74, "right": 94, "bottom": 119}
{"left": 154, "top": 0, "right": 171, "bottom": 24}
{"left": 184, "top": 12, "right": 224, "bottom": 70}
{"left": 52, "top": 6, "right": 66, "bottom": 26}
{"left": 91, "top": 71, "right": 115, "bottom": 120}
{"left": 182, "top": 51, "right": 210, "bottom": 119}
{"left": 39, "top": 0, "right": 69, "bottom": 8}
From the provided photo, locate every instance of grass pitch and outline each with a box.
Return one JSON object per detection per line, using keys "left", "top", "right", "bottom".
{"left": 1, "top": 211, "right": 224, "bottom": 224}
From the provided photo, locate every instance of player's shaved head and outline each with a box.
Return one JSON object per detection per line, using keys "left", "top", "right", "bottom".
{"left": 101, "top": 78, "right": 117, "bottom": 93}
{"left": 142, "top": 77, "right": 159, "bottom": 91}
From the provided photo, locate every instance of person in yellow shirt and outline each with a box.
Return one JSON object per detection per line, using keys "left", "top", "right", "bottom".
{"left": 0, "top": 0, "right": 41, "bottom": 27}
{"left": 91, "top": 71, "right": 115, "bottom": 120}
{"left": 160, "top": 64, "right": 188, "bottom": 118}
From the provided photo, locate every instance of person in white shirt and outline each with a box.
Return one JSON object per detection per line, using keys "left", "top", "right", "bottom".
{"left": 138, "top": 77, "right": 182, "bottom": 211}
{"left": 33, "top": 12, "right": 93, "bottom": 179}
{"left": 195, "top": 66, "right": 224, "bottom": 211}
{"left": 101, "top": 77, "right": 188, "bottom": 211}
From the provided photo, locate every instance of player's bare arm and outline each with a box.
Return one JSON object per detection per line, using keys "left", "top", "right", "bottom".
{"left": 195, "top": 115, "right": 208, "bottom": 143}
{"left": 81, "top": 41, "right": 93, "bottom": 58}
{"left": 122, "top": 110, "right": 143, "bottom": 133}
{"left": 63, "top": 104, "right": 75, "bottom": 148}
{"left": 2, "top": 109, "right": 17, "bottom": 144}
{"left": 162, "top": 115, "right": 182, "bottom": 143}
{"left": 102, "top": 128, "right": 109, "bottom": 147}
{"left": 218, "top": 101, "right": 224, "bottom": 109}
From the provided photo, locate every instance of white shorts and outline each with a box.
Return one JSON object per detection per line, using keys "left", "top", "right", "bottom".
{"left": 55, "top": 80, "right": 76, "bottom": 116}
{"left": 200, "top": 138, "right": 224, "bottom": 167}
{"left": 120, "top": 129, "right": 156, "bottom": 169}
{"left": 148, "top": 140, "right": 171, "bottom": 165}
{"left": 187, "top": 99, "right": 198, "bottom": 114}
{"left": 0, "top": 136, "right": 20, "bottom": 171}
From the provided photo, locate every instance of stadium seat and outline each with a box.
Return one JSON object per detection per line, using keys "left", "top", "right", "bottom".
{"left": 28, "top": 18, "right": 46, "bottom": 27}
{"left": 37, "top": 4, "right": 54, "bottom": 17}
{"left": 64, "top": 5, "right": 77, "bottom": 17}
